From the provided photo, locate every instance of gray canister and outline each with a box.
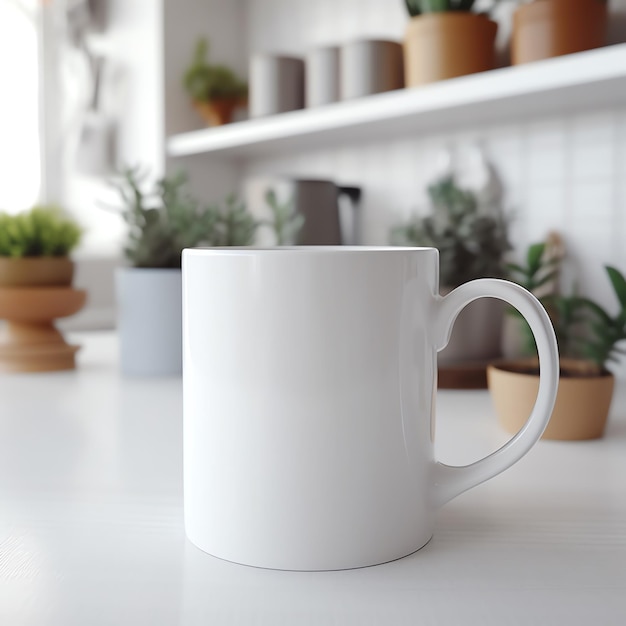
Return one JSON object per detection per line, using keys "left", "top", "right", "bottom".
{"left": 250, "top": 54, "right": 305, "bottom": 118}
{"left": 306, "top": 46, "right": 340, "bottom": 108}
{"left": 340, "top": 40, "right": 404, "bottom": 100}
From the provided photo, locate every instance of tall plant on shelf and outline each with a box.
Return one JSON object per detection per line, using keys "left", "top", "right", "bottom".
{"left": 183, "top": 38, "right": 247, "bottom": 127}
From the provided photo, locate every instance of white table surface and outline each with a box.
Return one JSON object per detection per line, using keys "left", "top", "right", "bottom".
{"left": 1, "top": 333, "right": 625, "bottom": 626}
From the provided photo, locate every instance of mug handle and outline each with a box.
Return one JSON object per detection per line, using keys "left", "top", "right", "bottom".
{"left": 432, "top": 278, "right": 559, "bottom": 507}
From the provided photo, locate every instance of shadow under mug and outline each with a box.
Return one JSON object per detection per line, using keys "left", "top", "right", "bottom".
{"left": 182, "top": 247, "right": 559, "bottom": 571}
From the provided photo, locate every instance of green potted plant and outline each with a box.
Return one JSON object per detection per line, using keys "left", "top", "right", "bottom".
{"left": 391, "top": 174, "right": 510, "bottom": 368}
{"left": 0, "top": 206, "right": 86, "bottom": 372}
{"left": 0, "top": 206, "right": 82, "bottom": 286}
{"left": 512, "top": 0, "right": 608, "bottom": 65}
{"left": 403, "top": 0, "right": 499, "bottom": 87}
{"left": 488, "top": 241, "right": 624, "bottom": 440}
{"left": 111, "top": 166, "right": 259, "bottom": 376}
{"left": 183, "top": 38, "right": 248, "bottom": 127}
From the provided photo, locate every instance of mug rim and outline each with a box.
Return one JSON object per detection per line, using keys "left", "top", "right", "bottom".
{"left": 184, "top": 246, "right": 435, "bottom": 256}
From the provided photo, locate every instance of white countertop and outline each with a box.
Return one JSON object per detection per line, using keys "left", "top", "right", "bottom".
{"left": 1, "top": 333, "right": 625, "bottom": 625}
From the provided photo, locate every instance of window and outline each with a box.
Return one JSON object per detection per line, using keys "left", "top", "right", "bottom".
{"left": 0, "top": 0, "right": 40, "bottom": 214}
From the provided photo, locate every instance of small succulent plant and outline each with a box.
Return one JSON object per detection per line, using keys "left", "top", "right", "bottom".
{"left": 508, "top": 241, "right": 626, "bottom": 374}
{"left": 390, "top": 175, "right": 510, "bottom": 287}
{"left": 404, "top": 0, "right": 512, "bottom": 16}
{"left": 110, "top": 167, "right": 260, "bottom": 269}
{"left": 183, "top": 38, "right": 247, "bottom": 103}
{"left": 405, "top": 0, "right": 476, "bottom": 16}
{"left": 264, "top": 189, "right": 304, "bottom": 245}
{"left": 0, "top": 206, "right": 82, "bottom": 257}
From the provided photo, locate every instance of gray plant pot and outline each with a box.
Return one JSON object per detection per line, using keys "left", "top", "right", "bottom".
{"left": 306, "top": 45, "right": 340, "bottom": 108}
{"left": 250, "top": 54, "right": 305, "bottom": 118}
{"left": 340, "top": 39, "right": 404, "bottom": 100}
{"left": 116, "top": 267, "right": 182, "bottom": 376}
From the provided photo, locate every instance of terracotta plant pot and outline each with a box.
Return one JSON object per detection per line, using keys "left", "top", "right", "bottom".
{"left": 404, "top": 13, "right": 497, "bottom": 87}
{"left": 487, "top": 359, "right": 614, "bottom": 440}
{"left": 512, "top": 0, "right": 608, "bottom": 65}
{"left": 0, "top": 257, "right": 86, "bottom": 372}
{"left": 0, "top": 256, "right": 74, "bottom": 287}
{"left": 0, "top": 287, "right": 86, "bottom": 372}
{"left": 193, "top": 98, "right": 241, "bottom": 126}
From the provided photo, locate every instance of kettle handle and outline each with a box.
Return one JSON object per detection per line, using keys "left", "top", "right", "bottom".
{"left": 337, "top": 186, "right": 362, "bottom": 205}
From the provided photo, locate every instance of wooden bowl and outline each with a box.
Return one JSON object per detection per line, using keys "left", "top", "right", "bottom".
{"left": 0, "top": 287, "right": 86, "bottom": 322}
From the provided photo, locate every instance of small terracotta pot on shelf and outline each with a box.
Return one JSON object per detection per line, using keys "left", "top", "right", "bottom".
{"left": 0, "top": 257, "right": 86, "bottom": 373}
{"left": 512, "top": 0, "right": 608, "bottom": 65}
{"left": 193, "top": 98, "right": 242, "bottom": 126}
{"left": 487, "top": 358, "right": 614, "bottom": 441}
{"left": 404, "top": 12, "right": 498, "bottom": 87}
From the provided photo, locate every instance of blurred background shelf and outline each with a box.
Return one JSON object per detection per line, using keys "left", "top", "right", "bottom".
{"left": 167, "top": 44, "right": 626, "bottom": 159}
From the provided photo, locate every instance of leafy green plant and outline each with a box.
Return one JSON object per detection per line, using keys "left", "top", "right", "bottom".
{"left": 406, "top": 0, "right": 475, "bottom": 16}
{"left": 508, "top": 241, "right": 626, "bottom": 374}
{"left": 183, "top": 38, "right": 247, "bottom": 103}
{"left": 264, "top": 189, "right": 304, "bottom": 245}
{"left": 110, "top": 167, "right": 262, "bottom": 268}
{"left": 211, "top": 194, "right": 259, "bottom": 247}
{"left": 0, "top": 206, "right": 81, "bottom": 257}
{"left": 405, "top": 0, "right": 512, "bottom": 16}
{"left": 390, "top": 175, "right": 510, "bottom": 286}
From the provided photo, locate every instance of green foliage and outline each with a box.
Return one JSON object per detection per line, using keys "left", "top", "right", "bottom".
{"left": 390, "top": 175, "right": 510, "bottom": 286}
{"left": 110, "top": 167, "right": 260, "bottom": 269}
{"left": 506, "top": 242, "right": 560, "bottom": 295}
{"left": 508, "top": 242, "right": 626, "bottom": 373}
{"left": 575, "top": 267, "right": 626, "bottom": 371}
{"left": 404, "top": 0, "right": 515, "bottom": 16}
{"left": 264, "top": 189, "right": 304, "bottom": 245}
{"left": 405, "top": 0, "right": 476, "bottom": 16}
{"left": 0, "top": 206, "right": 81, "bottom": 257}
{"left": 211, "top": 195, "right": 258, "bottom": 247}
{"left": 183, "top": 38, "right": 247, "bottom": 103}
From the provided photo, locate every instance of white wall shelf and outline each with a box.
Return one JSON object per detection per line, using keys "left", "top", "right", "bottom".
{"left": 167, "top": 44, "right": 626, "bottom": 159}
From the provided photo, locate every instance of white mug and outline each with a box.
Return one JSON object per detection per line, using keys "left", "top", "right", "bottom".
{"left": 182, "top": 247, "right": 558, "bottom": 571}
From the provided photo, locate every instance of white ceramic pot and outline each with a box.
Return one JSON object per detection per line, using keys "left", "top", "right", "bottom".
{"left": 116, "top": 268, "right": 182, "bottom": 376}
{"left": 305, "top": 45, "right": 340, "bottom": 107}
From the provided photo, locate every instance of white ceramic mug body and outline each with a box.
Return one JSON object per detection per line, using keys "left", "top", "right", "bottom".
{"left": 183, "top": 247, "right": 559, "bottom": 570}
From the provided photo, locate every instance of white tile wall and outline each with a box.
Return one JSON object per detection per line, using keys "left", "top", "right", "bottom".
{"left": 243, "top": 0, "right": 626, "bottom": 373}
